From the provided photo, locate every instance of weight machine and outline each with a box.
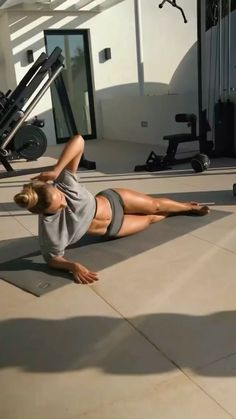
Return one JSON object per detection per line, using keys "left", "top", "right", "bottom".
{"left": 0, "top": 46, "right": 96, "bottom": 178}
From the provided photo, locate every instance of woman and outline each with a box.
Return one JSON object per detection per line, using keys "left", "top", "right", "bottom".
{"left": 14, "top": 134, "right": 210, "bottom": 284}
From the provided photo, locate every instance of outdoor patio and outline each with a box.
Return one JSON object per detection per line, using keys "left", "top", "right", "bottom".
{"left": 1, "top": 138, "right": 236, "bottom": 419}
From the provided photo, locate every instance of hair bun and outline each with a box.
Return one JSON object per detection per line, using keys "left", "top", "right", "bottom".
{"left": 14, "top": 185, "right": 38, "bottom": 209}
{"left": 14, "top": 180, "right": 51, "bottom": 214}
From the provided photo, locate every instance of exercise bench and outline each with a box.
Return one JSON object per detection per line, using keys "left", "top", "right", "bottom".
{"left": 134, "top": 112, "right": 200, "bottom": 172}
{"left": 162, "top": 113, "right": 198, "bottom": 165}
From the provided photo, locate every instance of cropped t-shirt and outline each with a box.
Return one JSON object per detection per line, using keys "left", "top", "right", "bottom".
{"left": 38, "top": 169, "right": 96, "bottom": 262}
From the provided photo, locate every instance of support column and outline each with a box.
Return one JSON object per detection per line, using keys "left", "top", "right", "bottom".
{"left": 134, "top": 0, "right": 144, "bottom": 96}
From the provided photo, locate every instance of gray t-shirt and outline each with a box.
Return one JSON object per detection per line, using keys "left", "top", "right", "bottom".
{"left": 39, "top": 169, "right": 96, "bottom": 262}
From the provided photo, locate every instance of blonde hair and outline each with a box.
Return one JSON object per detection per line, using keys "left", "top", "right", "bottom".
{"left": 14, "top": 181, "right": 53, "bottom": 214}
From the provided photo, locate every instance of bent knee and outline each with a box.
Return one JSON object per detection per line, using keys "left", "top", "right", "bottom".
{"left": 151, "top": 198, "right": 160, "bottom": 213}
{"left": 149, "top": 214, "right": 166, "bottom": 223}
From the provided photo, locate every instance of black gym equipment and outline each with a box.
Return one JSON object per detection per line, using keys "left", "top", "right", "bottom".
{"left": 134, "top": 112, "right": 211, "bottom": 172}
{"left": 233, "top": 183, "right": 236, "bottom": 196}
{"left": 158, "top": 0, "right": 188, "bottom": 24}
{"left": 162, "top": 113, "right": 197, "bottom": 165}
{"left": 162, "top": 112, "right": 212, "bottom": 166}
{"left": 191, "top": 153, "right": 210, "bottom": 172}
{"left": 134, "top": 151, "right": 169, "bottom": 172}
{"left": 9, "top": 118, "right": 47, "bottom": 161}
{"left": 0, "top": 47, "right": 96, "bottom": 178}
{"left": 135, "top": 113, "right": 197, "bottom": 171}
{"left": 213, "top": 0, "right": 235, "bottom": 157}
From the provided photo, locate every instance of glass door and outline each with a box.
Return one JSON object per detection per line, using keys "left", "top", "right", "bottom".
{"left": 45, "top": 30, "right": 96, "bottom": 143}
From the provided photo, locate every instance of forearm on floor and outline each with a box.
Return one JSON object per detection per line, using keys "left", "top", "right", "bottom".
{"left": 48, "top": 256, "right": 76, "bottom": 272}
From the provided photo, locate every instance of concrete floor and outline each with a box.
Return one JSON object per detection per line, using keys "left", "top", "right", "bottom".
{"left": 1, "top": 138, "right": 236, "bottom": 419}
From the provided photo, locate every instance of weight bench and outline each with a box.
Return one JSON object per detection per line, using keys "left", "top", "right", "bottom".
{"left": 134, "top": 112, "right": 200, "bottom": 172}
{"left": 134, "top": 111, "right": 213, "bottom": 172}
{"left": 162, "top": 113, "right": 198, "bottom": 165}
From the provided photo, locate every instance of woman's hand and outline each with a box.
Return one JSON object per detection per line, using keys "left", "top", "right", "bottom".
{"left": 49, "top": 256, "right": 99, "bottom": 284}
{"left": 31, "top": 169, "right": 59, "bottom": 183}
{"left": 72, "top": 262, "right": 99, "bottom": 284}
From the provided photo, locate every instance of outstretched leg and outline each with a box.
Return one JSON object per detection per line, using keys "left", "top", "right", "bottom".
{"left": 114, "top": 188, "right": 209, "bottom": 216}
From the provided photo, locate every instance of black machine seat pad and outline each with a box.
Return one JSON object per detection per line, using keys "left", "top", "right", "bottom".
{"left": 163, "top": 133, "right": 196, "bottom": 142}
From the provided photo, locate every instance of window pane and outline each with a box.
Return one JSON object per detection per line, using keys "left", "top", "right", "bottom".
{"left": 45, "top": 31, "right": 95, "bottom": 142}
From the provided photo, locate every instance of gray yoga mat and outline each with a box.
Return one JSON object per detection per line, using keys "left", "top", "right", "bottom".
{"left": 0, "top": 235, "right": 104, "bottom": 297}
{"left": 0, "top": 209, "right": 231, "bottom": 296}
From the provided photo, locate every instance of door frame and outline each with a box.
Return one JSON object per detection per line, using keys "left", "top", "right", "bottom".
{"left": 44, "top": 29, "right": 97, "bottom": 143}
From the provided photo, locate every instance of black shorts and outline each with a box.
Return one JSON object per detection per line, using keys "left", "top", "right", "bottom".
{"left": 96, "top": 189, "right": 125, "bottom": 237}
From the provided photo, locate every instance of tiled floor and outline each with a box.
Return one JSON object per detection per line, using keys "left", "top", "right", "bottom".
{"left": 1, "top": 139, "right": 236, "bottom": 419}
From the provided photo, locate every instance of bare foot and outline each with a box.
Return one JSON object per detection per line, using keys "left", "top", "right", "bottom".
{"left": 188, "top": 202, "right": 210, "bottom": 216}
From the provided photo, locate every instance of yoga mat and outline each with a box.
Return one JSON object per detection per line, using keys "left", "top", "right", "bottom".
{"left": 0, "top": 235, "right": 103, "bottom": 297}
{"left": 0, "top": 209, "right": 231, "bottom": 296}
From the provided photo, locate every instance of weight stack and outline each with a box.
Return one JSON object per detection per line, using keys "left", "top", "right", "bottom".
{"left": 214, "top": 99, "right": 235, "bottom": 157}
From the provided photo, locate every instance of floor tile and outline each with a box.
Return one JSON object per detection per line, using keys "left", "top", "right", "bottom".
{"left": 0, "top": 215, "right": 33, "bottom": 240}
{"left": 0, "top": 286, "right": 179, "bottom": 419}
{"left": 191, "top": 356, "right": 236, "bottom": 418}
{"left": 76, "top": 373, "right": 232, "bottom": 419}
{"left": 92, "top": 234, "right": 236, "bottom": 371}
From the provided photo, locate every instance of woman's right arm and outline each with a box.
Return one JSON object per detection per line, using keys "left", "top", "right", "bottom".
{"left": 53, "top": 134, "right": 85, "bottom": 175}
{"left": 48, "top": 256, "right": 99, "bottom": 284}
{"left": 32, "top": 134, "right": 85, "bottom": 182}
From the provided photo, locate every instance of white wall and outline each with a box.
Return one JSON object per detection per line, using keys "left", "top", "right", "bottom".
{"left": 142, "top": 0, "right": 197, "bottom": 91}
{"left": 2, "top": 0, "right": 234, "bottom": 151}
{"left": 101, "top": 93, "right": 198, "bottom": 149}
{"left": 88, "top": 0, "right": 138, "bottom": 97}
{"left": 101, "top": 0, "right": 199, "bottom": 148}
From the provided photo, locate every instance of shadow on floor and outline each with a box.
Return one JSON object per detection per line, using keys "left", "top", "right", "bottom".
{"left": 0, "top": 311, "right": 236, "bottom": 376}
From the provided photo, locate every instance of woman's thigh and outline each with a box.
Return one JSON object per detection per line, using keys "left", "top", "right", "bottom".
{"left": 116, "top": 213, "right": 165, "bottom": 237}
{"left": 114, "top": 188, "right": 158, "bottom": 214}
